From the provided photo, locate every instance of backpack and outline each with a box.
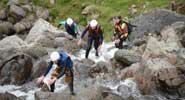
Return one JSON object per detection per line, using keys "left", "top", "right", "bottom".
{"left": 122, "top": 21, "right": 137, "bottom": 35}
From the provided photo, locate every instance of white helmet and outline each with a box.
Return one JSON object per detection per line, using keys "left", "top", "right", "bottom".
{"left": 50, "top": 52, "right": 60, "bottom": 61}
{"left": 90, "top": 19, "right": 98, "bottom": 29}
{"left": 66, "top": 18, "right": 73, "bottom": 26}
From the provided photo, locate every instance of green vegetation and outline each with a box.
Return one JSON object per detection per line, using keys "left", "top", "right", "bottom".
{"left": 1, "top": 0, "right": 179, "bottom": 41}
{"left": 36, "top": 0, "right": 171, "bottom": 41}
{"left": 0, "top": 0, "right": 8, "bottom": 10}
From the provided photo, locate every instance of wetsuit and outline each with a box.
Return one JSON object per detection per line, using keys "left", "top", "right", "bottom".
{"left": 81, "top": 25, "right": 103, "bottom": 58}
{"left": 58, "top": 21, "right": 78, "bottom": 38}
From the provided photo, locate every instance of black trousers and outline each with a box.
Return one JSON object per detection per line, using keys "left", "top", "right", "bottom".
{"left": 86, "top": 37, "right": 99, "bottom": 58}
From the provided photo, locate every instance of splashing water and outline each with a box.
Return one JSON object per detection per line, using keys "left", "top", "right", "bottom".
{"left": 98, "top": 78, "right": 141, "bottom": 99}
{"left": 0, "top": 42, "right": 119, "bottom": 100}
{"left": 74, "top": 42, "right": 118, "bottom": 62}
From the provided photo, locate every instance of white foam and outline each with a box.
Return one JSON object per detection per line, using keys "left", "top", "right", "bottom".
{"left": 0, "top": 42, "right": 118, "bottom": 100}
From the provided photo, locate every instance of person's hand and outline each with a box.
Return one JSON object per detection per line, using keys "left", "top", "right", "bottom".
{"left": 77, "top": 32, "right": 80, "bottom": 36}
{"left": 36, "top": 75, "right": 44, "bottom": 84}
{"left": 111, "top": 35, "right": 115, "bottom": 41}
{"left": 47, "top": 77, "right": 57, "bottom": 85}
{"left": 115, "top": 39, "right": 120, "bottom": 44}
{"left": 98, "top": 44, "right": 102, "bottom": 52}
{"left": 78, "top": 39, "right": 82, "bottom": 46}
{"left": 67, "top": 34, "right": 73, "bottom": 40}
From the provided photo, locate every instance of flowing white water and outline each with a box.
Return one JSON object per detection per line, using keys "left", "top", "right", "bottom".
{"left": 98, "top": 78, "right": 141, "bottom": 99}
{"left": 0, "top": 42, "right": 126, "bottom": 100}
{"left": 73, "top": 42, "right": 119, "bottom": 62}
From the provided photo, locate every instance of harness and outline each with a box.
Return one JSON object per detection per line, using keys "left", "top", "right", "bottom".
{"left": 88, "top": 25, "right": 101, "bottom": 38}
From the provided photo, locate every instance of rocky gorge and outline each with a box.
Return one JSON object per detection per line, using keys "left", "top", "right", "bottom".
{"left": 0, "top": 0, "right": 185, "bottom": 100}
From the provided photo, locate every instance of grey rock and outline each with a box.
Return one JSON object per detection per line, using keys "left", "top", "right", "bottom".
{"left": 14, "top": 22, "right": 26, "bottom": 33}
{"left": 21, "top": 4, "right": 33, "bottom": 12}
{"left": 114, "top": 49, "right": 141, "bottom": 66}
{"left": 0, "top": 35, "right": 27, "bottom": 50}
{"left": 36, "top": 7, "right": 49, "bottom": 20}
{"left": 0, "top": 8, "right": 7, "bottom": 20}
{"left": 14, "top": 15, "right": 36, "bottom": 34}
{"left": 10, "top": 4, "right": 26, "bottom": 20}
{"left": 54, "top": 37, "right": 87, "bottom": 54}
{"left": 89, "top": 61, "right": 109, "bottom": 78}
{"left": 0, "top": 21, "right": 14, "bottom": 35}
{"left": 74, "top": 59, "right": 95, "bottom": 78}
{"left": 25, "top": 18, "right": 57, "bottom": 47}
{"left": 16, "top": 43, "right": 48, "bottom": 59}
{"left": 0, "top": 92, "right": 21, "bottom": 100}
{"left": 178, "top": 83, "right": 185, "bottom": 98}
{"left": 7, "top": 0, "right": 20, "bottom": 5}
{"left": 30, "top": 59, "right": 48, "bottom": 80}
{"left": 0, "top": 53, "right": 33, "bottom": 85}
{"left": 138, "top": 95, "right": 167, "bottom": 100}
{"left": 130, "top": 9, "right": 185, "bottom": 41}
{"left": 143, "top": 58, "right": 185, "bottom": 90}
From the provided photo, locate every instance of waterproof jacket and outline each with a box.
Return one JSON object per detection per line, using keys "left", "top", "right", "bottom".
{"left": 44, "top": 52, "right": 73, "bottom": 79}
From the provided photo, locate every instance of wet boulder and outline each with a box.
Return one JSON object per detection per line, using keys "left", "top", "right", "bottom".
{"left": 0, "top": 92, "right": 21, "bottom": 100}
{"left": 0, "top": 35, "right": 26, "bottom": 49}
{"left": 130, "top": 9, "right": 185, "bottom": 41}
{"left": 54, "top": 37, "right": 87, "bottom": 54}
{"left": 35, "top": 7, "right": 50, "bottom": 20}
{"left": 25, "top": 18, "right": 64, "bottom": 48}
{"left": 30, "top": 59, "right": 48, "bottom": 80}
{"left": 74, "top": 59, "right": 95, "bottom": 78}
{"left": 10, "top": 4, "right": 26, "bottom": 21}
{"left": 16, "top": 43, "right": 48, "bottom": 59}
{"left": 89, "top": 61, "right": 109, "bottom": 78}
{"left": 114, "top": 49, "right": 141, "bottom": 66}
{"left": 0, "top": 53, "right": 33, "bottom": 85}
{"left": 0, "top": 21, "right": 14, "bottom": 36}
{"left": 0, "top": 35, "right": 27, "bottom": 60}
{"left": 14, "top": 15, "right": 35, "bottom": 34}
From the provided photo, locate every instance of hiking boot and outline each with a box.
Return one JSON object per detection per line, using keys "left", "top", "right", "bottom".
{"left": 70, "top": 92, "right": 76, "bottom": 96}
{"left": 95, "top": 51, "right": 99, "bottom": 57}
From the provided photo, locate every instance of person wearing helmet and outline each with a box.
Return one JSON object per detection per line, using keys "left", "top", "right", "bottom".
{"left": 78, "top": 19, "right": 103, "bottom": 59}
{"left": 36, "top": 51, "right": 75, "bottom": 95}
{"left": 112, "top": 16, "right": 129, "bottom": 49}
{"left": 58, "top": 18, "right": 79, "bottom": 39}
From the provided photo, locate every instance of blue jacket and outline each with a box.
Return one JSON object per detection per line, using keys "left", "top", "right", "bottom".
{"left": 44, "top": 52, "right": 73, "bottom": 79}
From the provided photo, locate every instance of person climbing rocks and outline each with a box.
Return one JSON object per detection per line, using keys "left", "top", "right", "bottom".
{"left": 37, "top": 51, "right": 75, "bottom": 95}
{"left": 58, "top": 18, "right": 79, "bottom": 39}
{"left": 78, "top": 19, "right": 103, "bottom": 59}
{"left": 111, "top": 16, "right": 129, "bottom": 49}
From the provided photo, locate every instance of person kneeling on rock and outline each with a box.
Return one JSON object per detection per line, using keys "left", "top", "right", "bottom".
{"left": 37, "top": 51, "right": 75, "bottom": 95}
{"left": 111, "top": 16, "right": 129, "bottom": 49}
